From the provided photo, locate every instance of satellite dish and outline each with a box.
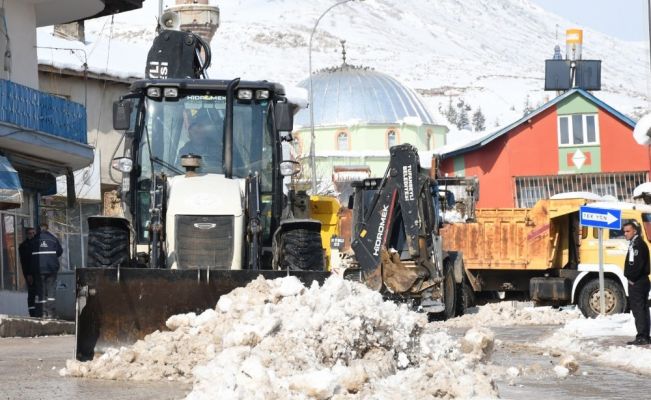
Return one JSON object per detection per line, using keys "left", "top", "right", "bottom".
{"left": 633, "top": 112, "right": 651, "bottom": 145}
{"left": 159, "top": 10, "right": 180, "bottom": 30}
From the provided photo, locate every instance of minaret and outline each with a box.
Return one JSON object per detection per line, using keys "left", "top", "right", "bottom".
{"left": 165, "top": 0, "right": 220, "bottom": 44}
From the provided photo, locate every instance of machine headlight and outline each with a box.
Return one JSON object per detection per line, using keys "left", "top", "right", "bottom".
{"left": 255, "top": 90, "right": 270, "bottom": 100}
{"left": 164, "top": 87, "right": 178, "bottom": 98}
{"left": 279, "top": 160, "right": 301, "bottom": 176}
{"left": 112, "top": 157, "right": 133, "bottom": 173}
{"left": 237, "top": 89, "right": 253, "bottom": 100}
{"left": 147, "top": 87, "right": 161, "bottom": 98}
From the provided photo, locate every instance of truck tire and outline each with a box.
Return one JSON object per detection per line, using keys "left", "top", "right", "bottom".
{"left": 457, "top": 281, "right": 475, "bottom": 315}
{"left": 578, "top": 277, "right": 626, "bottom": 318}
{"left": 428, "top": 263, "right": 457, "bottom": 321}
{"left": 277, "top": 228, "right": 325, "bottom": 271}
{"left": 87, "top": 226, "right": 129, "bottom": 268}
{"left": 442, "top": 263, "right": 457, "bottom": 319}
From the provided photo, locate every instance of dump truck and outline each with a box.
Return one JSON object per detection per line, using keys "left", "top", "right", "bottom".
{"left": 441, "top": 195, "right": 651, "bottom": 317}
{"left": 75, "top": 24, "right": 337, "bottom": 360}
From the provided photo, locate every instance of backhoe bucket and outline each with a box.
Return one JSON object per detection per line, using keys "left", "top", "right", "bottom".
{"left": 75, "top": 267, "right": 330, "bottom": 361}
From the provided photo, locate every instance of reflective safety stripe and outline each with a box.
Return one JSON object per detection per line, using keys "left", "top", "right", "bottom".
{"left": 47, "top": 298, "right": 55, "bottom": 301}
{"left": 35, "top": 300, "right": 47, "bottom": 303}
{"left": 28, "top": 306, "right": 35, "bottom": 310}
{"left": 31, "top": 251, "right": 57, "bottom": 255}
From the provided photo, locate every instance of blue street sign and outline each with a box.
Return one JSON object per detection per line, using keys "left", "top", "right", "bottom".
{"left": 579, "top": 206, "right": 622, "bottom": 230}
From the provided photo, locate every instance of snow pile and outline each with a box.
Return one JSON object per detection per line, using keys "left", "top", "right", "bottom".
{"left": 62, "top": 276, "right": 498, "bottom": 399}
{"left": 443, "top": 302, "right": 582, "bottom": 328}
{"left": 536, "top": 311, "right": 651, "bottom": 376}
{"left": 459, "top": 328, "right": 495, "bottom": 362}
{"left": 443, "top": 209, "right": 466, "bottom": 223}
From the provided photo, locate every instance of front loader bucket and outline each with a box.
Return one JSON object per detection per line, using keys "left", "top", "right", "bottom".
{"left": 75, "top": 267, "right": 330, "bottom": 361}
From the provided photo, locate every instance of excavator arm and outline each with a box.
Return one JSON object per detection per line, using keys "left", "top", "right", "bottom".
{"left": 351, "top": 144, "right": 441, "bottom": 293}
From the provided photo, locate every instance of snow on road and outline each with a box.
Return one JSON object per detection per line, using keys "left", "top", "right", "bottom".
{"left": 442, "top": 302, "right": 582, "bottom": 328}
{"left": 536, "top": 311, "right": 651, "bottom": 376}
{"left": 60, "top": 277, "right": 651, "bottom": 398}
{"left": 62, "top": 276, "right": 498, "bottom": 399}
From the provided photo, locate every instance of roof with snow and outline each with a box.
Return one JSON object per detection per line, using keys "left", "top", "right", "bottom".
{"left": 295, "top": 64, "right": 435, "bottom": 127}
{"left": 440, "top": 88, "right": 636, "bottom": 159}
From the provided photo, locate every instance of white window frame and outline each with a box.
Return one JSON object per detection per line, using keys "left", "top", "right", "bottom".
{"left": 557, "top": 113, "right": 600, "bottom": 147}
{"left": 337, "top": 132, "right": 349, "bottom": 151}
{"left": 387, "top": 130, "right": 397, "bottom": 148}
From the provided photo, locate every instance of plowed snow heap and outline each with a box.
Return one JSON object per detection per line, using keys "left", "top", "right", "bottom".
{"left": 63, "top": 276, "right": 497, "bottom": 399}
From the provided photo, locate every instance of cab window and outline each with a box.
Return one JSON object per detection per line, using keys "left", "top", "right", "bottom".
{"left": 609, "top": 218, "right": 638, "bottom": 239}
{"left": 642, "top": 213, "right": 651, "bottom": 242}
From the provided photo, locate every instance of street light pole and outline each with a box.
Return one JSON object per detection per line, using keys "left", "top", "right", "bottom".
{"left": 308, "top": 0, "right": 358, "bottom": 193}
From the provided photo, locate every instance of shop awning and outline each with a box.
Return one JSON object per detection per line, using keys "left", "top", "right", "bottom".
{"left": 0, "top": 155, "right": 22, "bottom": 209}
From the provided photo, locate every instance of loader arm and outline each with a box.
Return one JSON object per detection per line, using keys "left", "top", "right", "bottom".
{"left": 351, "top": 144, "right": 438, "bottom": 292}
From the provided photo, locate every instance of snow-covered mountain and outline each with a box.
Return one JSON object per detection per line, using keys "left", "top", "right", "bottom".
{"left": 37, "top": 0, "right": 650, "bottom": 127}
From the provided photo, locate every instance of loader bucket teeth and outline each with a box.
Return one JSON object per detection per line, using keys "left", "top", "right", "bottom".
{"left": 75, "top": 268, "right": 330, "bottom": 361}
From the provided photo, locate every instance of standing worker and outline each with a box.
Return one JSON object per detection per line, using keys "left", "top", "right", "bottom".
{"left": 31, "top": 222, "right": 63, "bottom": 319}
{"left": 623, "top": 221, "right": 650, "bottom": 345}
{"left": 18, "top": 227, "right": 37, "bottom": 317}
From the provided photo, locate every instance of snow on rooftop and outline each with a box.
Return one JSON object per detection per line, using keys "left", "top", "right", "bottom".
{"left": 588, "top": 201, "right": 651, "bottom": 212}
{"left": 37, "top": 26, "right": 146, "bottom": 80}
{"left": 284, "top": 86, "right": 308, "bottom": 109}
{"left": 550, "top": 192, "right": 604, "bottom": 201}
{"left": 633, "top": 182, "right": 651, "bottom": 198}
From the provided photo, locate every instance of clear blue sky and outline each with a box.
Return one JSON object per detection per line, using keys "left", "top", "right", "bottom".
{"left": 531, "top": 0, "right": 649, "bottom": 41}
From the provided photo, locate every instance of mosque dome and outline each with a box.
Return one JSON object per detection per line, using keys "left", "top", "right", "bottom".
{"left": 294, "top": 64, "right": 435, "bottom": 127}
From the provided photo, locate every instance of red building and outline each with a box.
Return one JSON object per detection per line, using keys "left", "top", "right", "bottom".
{"left": 439, "top": 89, "right": 649, "bottom": 208}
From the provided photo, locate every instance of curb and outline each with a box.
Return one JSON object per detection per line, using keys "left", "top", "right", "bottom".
{"left": 0, "top": 315, "right": 75, "bottom": 337}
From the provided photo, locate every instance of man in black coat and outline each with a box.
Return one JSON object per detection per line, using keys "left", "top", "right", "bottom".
{"left": 31, "top": 223, "right": 63, "bottom": 318}
{"left": 623, "top": 221, "right": 651, "bottom": 345}
{"left": 18, "top": 227, "right": 37, "bottom": 317}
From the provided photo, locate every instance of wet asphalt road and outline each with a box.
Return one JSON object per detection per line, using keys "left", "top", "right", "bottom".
{"left": 1, "top": 328, "right": 648, "bottom": 400}
{"left": 0, "top": 335, "right": 190, "bottom": 400}
{"left": 485, "top": 326, "right": 650, "bottom": 400}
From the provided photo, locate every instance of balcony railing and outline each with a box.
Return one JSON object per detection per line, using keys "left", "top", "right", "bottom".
{"left": 0, "top": 79, "right": 87, "bottom": 144}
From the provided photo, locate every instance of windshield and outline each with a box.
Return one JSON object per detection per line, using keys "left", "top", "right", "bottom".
{"left": 135, "top": 91, "right": 276, "bottom": 244}
{"left": 643, "top": 213, "right": 651, "bottom": 242}
{"left": 139, "top": 92, "right": 273, "bottom": 185}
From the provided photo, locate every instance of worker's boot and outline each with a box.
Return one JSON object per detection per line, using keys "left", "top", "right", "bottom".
{"left": 626, "top": 337, "right": 650, "bottom": 346}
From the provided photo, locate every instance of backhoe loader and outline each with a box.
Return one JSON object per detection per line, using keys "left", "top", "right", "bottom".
{"left": 75, "top": 27, "right": 329, "bottom": 360}
{"left": 345, "top": 144, "right": 466, "bottom": 319}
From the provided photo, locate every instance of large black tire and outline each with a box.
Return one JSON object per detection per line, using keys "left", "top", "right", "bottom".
{"left": 456, "top": 280, "right": 474, "bottom": 316}
{"left": 578, "top": 277, "right": 627, "bottom": 318}
{"left": 428, "top": 264, "right": 457, "bottom": 322}
{"left": 277, "top": 228, "right": 325, "bottom": 271}
{"left": 441, "top": 262, "right": 457, "bottom": 319}
{"left": 87, "top": 226, "right": 129, "bottom": 268}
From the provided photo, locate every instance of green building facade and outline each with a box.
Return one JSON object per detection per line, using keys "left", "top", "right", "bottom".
{"left": 293, "top": 64, "right": 448, "bottom": 198}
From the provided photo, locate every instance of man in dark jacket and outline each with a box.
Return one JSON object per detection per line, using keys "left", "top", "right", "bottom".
{"left": 623, "top": 221, "right": 651, "bottom": 345}
{"left": 18, "top": 227, "right": 37, "bottom": 317}
{"left": 31, "top": 223, "right": 63, "bottom": 318}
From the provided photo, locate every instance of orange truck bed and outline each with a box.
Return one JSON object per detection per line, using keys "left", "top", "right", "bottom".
{"left": 441, "top": 198, "right": 588, "bottom": 271}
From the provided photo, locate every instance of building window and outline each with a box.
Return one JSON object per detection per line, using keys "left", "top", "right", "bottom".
{"left": 387, "top": 130, "right": 397, "bottom": 148}
{"left": 337, "top": 132, "right": 349, "bottom": 151}
{"left": 591, "top": 183, "right": 617, "bottom": 198}
{"left": 426, "top": 129, "right": 433, "bottom": 151}
{"left": 558, "top": 114, "right": 599, "bottom": 146}
{"left": 514, "top": 172, "right": 647, "bottom": 208}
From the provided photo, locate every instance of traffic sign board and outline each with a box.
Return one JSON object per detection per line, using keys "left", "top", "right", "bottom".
{"left": 579, "top": 206, "right": 622, "bottom": 230}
